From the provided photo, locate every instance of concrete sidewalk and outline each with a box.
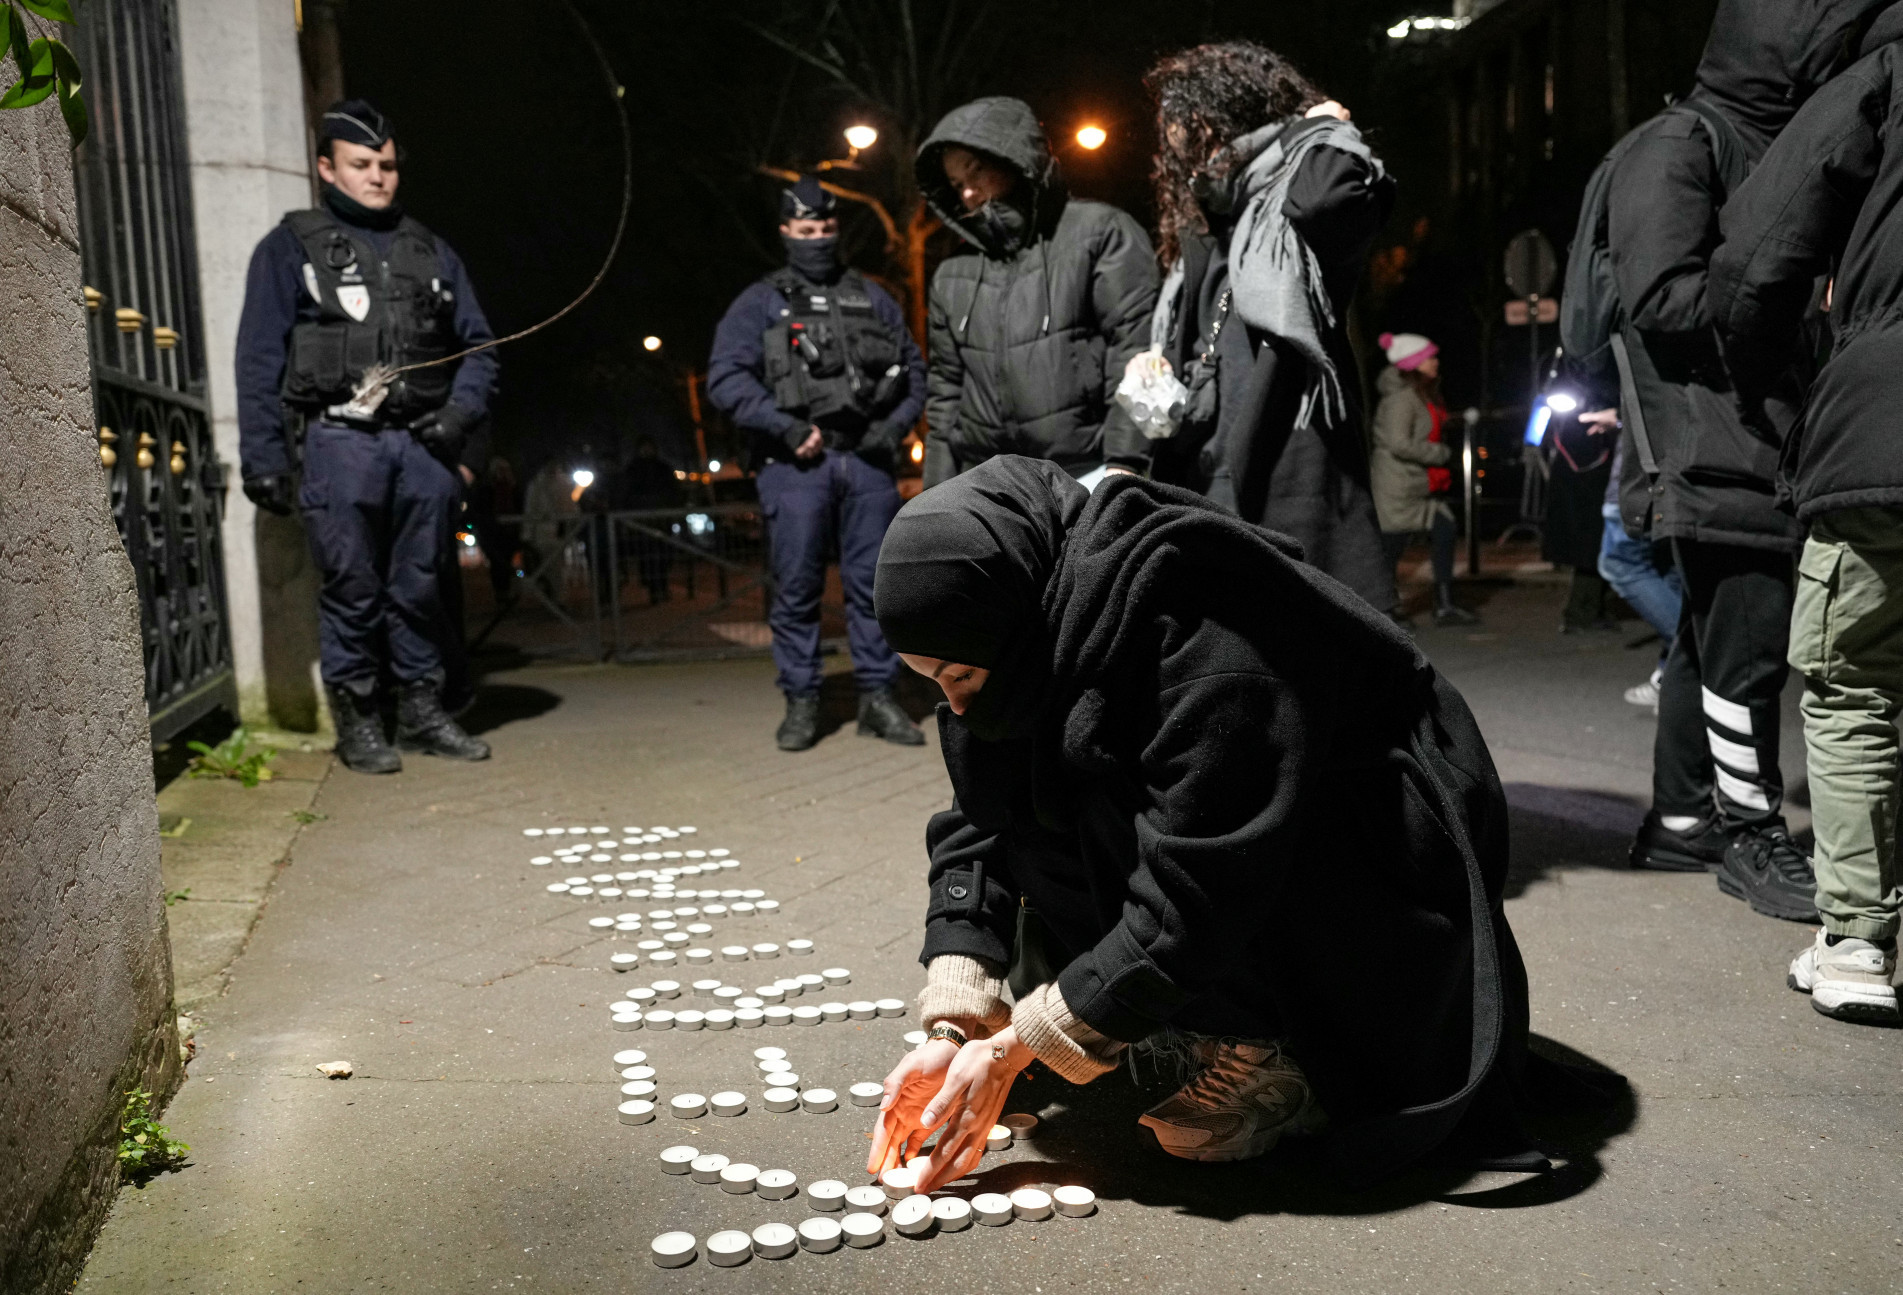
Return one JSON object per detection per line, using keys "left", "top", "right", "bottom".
{"left": 82, "top": 582, "right": 1901, "bottom": 1293}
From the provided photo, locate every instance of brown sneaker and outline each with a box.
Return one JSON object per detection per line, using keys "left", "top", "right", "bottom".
{"left": 1136, "top": 1041, "right": 1324, "bottom": 1162}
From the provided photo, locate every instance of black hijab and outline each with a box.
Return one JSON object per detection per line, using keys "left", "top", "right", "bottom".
{"left": 874, "top": 458, "right": 1087, "bottom": 741}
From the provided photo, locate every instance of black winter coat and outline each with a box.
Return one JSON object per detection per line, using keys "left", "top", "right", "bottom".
{"left": 1151, "top": 125, "right": 1397, "bottom": 612}
{"left": 917, "top": 98, "right": 1159, "bottom": 485}
{"left": 1712, "top": 37, "right": 1903, "bottom": 522}
{"left": 920, "top": 475, "right": 1528, "bottom": 1182}
{"left": 1602, "top": 0, "right": 1882, "bottom": 551}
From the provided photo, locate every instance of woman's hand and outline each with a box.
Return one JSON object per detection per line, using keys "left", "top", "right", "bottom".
{"left": 1305, "top": 99, "right": 1351, "bottom": 122}
{"left": 909, "top": 1029, "right": 1036, "bottom": 1194}
{"left": 868, "top": 1038, "right": 959, "bottom": 1175}
{"left": 1126, "top": 349, "right": 1172, "bottom": 382}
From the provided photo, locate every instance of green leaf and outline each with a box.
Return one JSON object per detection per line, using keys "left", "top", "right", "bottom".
{"left": 56, "top": 75, "right": 86, "bottom": 143}
{"left": 46, "top": 34, "right": 76, "bottom": 85}
{"left": 0, "top": 73, "right": 55, "bottom": 108}
{"left": 18, "top": 0, "right": 77, "bottom": 22}
{"left": 5, "top": 6, "right": 34, "bottom": 87}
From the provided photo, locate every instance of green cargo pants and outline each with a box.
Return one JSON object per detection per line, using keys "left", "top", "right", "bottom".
{"left": 1788, "top": 506, "right": 1903, "bottom": 943}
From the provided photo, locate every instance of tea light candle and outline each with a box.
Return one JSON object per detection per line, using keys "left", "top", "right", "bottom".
{"left": 932, "top": 1197, "right": 973, "bottom": 1231}
{"left": 611, "top": 1013, "right": 643, "bottom": 1031}
{"left": 796, "top": 974, "right": 825, "bottom": 994}
{"left": 524, "top": 828, "right": 545, "bottom": 837}
{"left": 658, "top": 1144, "right": 697, "bottom": 1174}
{"left": 711, "top": 1090, "right": 746, "bottom": 1117}
{"left": 671, "top": 1093, "right": 708, "bottom": 1120}
{"left": 610, "top": 954, "right": 639, "bottom": 971}
{"left": 721, "top": 946, "right": 750, "bottom": 962}
{"left": 620, "top": 1065, "right": 656, "bottom": 1081}
{"left": 674, "top": 1009, "right": 705, "bottom": 1031}
{"left": 617, "top": 1099, "right": 655, "bottom": 1125}
{"left": 718, "top": 1162, "right": 759, "bottom": 1194}
{"left": 892, "top": 1194, "right": 935, "bottom": 1237}
{"left": 797, "top": 1217, "right": 842, "bottom": 1252}
{"left": 735, "top": 1008, "right": 764, "bottom": 1027}
{"left": 822, "top": 967, "right": 851, "bottom": 986}
{"left": 545, "top": 883, "right": 571, "bottom": 895}
{"left": 775, "top": 978, "right": 803, "bottom": 998}
{"left": 613, "top": 1049, "right": 648, "bottom": 1067}
{"left": 843, "top": 1186, "right": 886, "bottom": 1214}
{"left": 762, "top": 1086, "right": 799, "bottom": 1113}
{"left": 755, "top": 900, "right": 780, "bottom": 917}
{"left": 706, "top": 1229, "right": 751, "bottom": 1268}
{"left": 588, "top": 916, "right": 615, "bottom": 930}
{"left": 807, "top": 1179, "right": 848, "bottom": 1211}
{"left": 1053, "top": 1185, "right": 1096, "bottom": 1217}
{"left": 756, "top": 1169, "right": 797, "bottom": 1200}
{"left": 756, "top": 985, "right": 786, "bottom": 1005}
{"left": 643, "top": 1010, "right": 673, "bottom": 1030}
{"left": 751, "top": 943, "right": 780, "bottom": 959}
{"left": 849, "top": 1081, "right": 884, "bottom": 1107}
{"left": 752, "top": 1222, "right": 797, "bottom": 1259}
{"left": 1003, "top": 1113, "right": 1039, "bottom": 1135}
{"left": 704, "top": 1009, "right": 735, "bottom": 1030}
{"left": 650, "top": 950, "right": 679, "bottom": 967}
{"left": 684, "top": 948, "right": 714, "bottom": 965}
{"left": 801, "top": 1087, "right": 837, "bottom": 1113}
{"left": 972, "top": 1192, "right": 1014, "bottom": 1226}
{"left": 785, "top": 938, "right": 814, "bottom": 956}
{"left": 986, "top": 1124, "right": 1012, "bottom": 1151}
{"left": 691, "top": 978, "right": 721, "bottom": 998}
{"left": 762, "top": 1071, "right": 799, "bottom": 1090}
{"left": 730, "top": 902, "right": 755, "bottom": 917}
{"left": 876, "top": 998, "right": 907, "bottom": 1018}
{"left": 569, "top": 886, "right": 595, "bottom": 898}
{"left": 714, "top": 986, "right": 743, "bottom": 1005}
{"left": 650, "top": 979, "right": 680, "bottom": 998}
{"left": 650, "top": 1231, "right": 696, "bottom": 1268}
{"left": 791, "top": 1005, "right": 822, "bottom": 1026}
{"left": 626, "top": 988, "right": 657, "bottom": 1007}
{"left": 636, "top": 939, "right": 665, "bottom": 953}
{"left": 842, "top": 1212, "right": 885, "bottom": 1248}
{"left": 763, "top": 1006, "right": 793, "bottom": 1026}
{"left": 620, "top": 1080, "right": 657, "bottom": 1099}
{"left": 661, "top": 934, "right": 689, "bottom": 948}
{"left": 847, "top": 1001, "right": 876, "bottom": 1020}
{"left": 879, "top": 1167, "right": 918, "bottom": 1199}
{"left": 819, "top": 1002, "right": 849, "bottom": 1023}
{"left": 903, "top": 1030, "right": 929, "bottom": 1047}
{"left": 1010, "top": 1188, "right": 1054, "bottom": 1221}
{"left": 688, "top": 1152, "right": 728, "bottom": 1183}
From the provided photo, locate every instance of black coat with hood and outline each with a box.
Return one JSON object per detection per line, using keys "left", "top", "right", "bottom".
{"left": 1605, "top": 0, "right": 1885, "bottom": 551}
{"left": 1711, "top": 6, "right": 1903, "bottom": 523}
{"left": 917, "top": 97, "right": 1160, "bottom": 486}
{"left": 878, "top": 459, "right": 1533, "bottom": 1185}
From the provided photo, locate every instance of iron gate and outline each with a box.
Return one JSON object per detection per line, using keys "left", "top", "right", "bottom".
{"left": 72, "top": 0, "right": 236, "bottom": 741}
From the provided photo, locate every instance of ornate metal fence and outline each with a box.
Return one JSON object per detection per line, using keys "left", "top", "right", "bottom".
{"left": 72, "top": 0, "right": 236, "bottom": 740}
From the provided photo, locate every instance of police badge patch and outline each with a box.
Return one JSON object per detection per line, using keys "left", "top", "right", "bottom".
{"left": 336, "top": 284, "right": 371, "bottom": 321}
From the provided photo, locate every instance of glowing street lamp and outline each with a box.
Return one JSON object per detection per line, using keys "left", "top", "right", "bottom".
{"left": 844, "top": 124, "right": 878, "bottom": 157}
{"left": 571, "top": 468, "right": 595, "bottom": 489}
{"left": 642, "top": 335, "right": 662, "bottom": 352}
{"left": 1075, "top": 124, "right": 1107, "bottom": 151}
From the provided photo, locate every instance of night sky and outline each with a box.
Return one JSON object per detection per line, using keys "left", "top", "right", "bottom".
{"left": 331, "top": 1, "right": 1688, "bottom": 476}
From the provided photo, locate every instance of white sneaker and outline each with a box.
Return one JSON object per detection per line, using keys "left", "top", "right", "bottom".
{"left": 1136, "top": 1042, "right": 1324, "bottom": 1162}
{"left": 1624, "top": 667, "right": 1663, "bottom": 712}
{"left": 1788, "top": 929, "right": 1900, "bottom": 1024}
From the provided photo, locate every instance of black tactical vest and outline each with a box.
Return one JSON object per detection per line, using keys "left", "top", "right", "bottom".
{"left": 760, "top": 268, "right": 905, "bottom": 433}
{"left": 280, "top": 209, "right": 459, "bottom": 423}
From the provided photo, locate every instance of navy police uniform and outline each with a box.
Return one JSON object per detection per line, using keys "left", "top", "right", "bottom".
{"left": 706, "top": 179, "right": 926, "bottom": 715}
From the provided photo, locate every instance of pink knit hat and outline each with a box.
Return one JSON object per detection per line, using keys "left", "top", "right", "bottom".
{"left": 1379, "top": 332, "right": 1438, "bottom": 370}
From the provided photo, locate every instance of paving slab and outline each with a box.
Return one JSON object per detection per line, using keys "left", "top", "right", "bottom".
{"left": 81, "top": 583, "right": 1903, "bottom": 1293}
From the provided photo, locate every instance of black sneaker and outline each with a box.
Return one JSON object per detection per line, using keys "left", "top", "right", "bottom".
{"left": 776, "top": 693, "right": 820, "bottom": 752}
{"left": 857, "top": 688, "right": 925, "bottom": 746}
{"left": 1629, "top": 810, "right": 1728, "bottom": 872}
{"left": 1717, "top": 827, "right": 1819, "bottom": 922}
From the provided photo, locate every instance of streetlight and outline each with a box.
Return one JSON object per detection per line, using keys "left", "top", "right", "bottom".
{"left": 1075, "top": 124, "right": 1107, "bottom": 151}
{"left": 642, "top": 335, "right": 662, "bottom": 352}
{"left": 707, "top": 459, "right": 722, "bottom": 473}
{"left": 844, "top": 124, "right": 878, "bottom": 157}
{"left": 571, "top": 468, "right": 595, "bottom": 489}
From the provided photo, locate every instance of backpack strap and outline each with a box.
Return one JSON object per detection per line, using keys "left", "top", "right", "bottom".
{"left": 1609, "top": 332, "right": 1658, "bottom": 477}
{"left": 1674, "top": 98, "right": 1750, "bottom": 195}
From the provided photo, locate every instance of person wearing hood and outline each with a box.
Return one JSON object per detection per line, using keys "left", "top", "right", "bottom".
{"left": 706, "top": 176, "right": 928, "bottom": 751}
{"left": 1369, "top": 332, "right": 1477, "bottom": 626}
{"left": 867, "top": 456, "right": 1544, "bottom": 1186}
{"left": 1608, "top": 0, "right": 1886, "bottom": 911}
{"left": 235, "top": 98, "right": 496, "bottom": 774}
{"left": 914, "top": 97, "right": 1159, "bottom": 489}
{"left": 1137, "top": 42, "right": 1399, "bottom": 616}
{"left": 1709, "top": 3, "right": 1903, "bottom": 1024}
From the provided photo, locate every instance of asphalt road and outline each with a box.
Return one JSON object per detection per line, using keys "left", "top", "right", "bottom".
{"left": 80, "top": 579, "right": 1902, "bottom": 1293}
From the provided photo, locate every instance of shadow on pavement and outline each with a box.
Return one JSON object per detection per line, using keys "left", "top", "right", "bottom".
{"left": 459, "top": 683, "right": 562, "bottom": 736}
{"left": 1502, "top": 785, "right": 1647, "bottom": 901}
{"left": 931, "top": 1031, "right": 1633, "bottom": 1224}
{"left": 812, "top": 667, "right": 942, "bottom": 741}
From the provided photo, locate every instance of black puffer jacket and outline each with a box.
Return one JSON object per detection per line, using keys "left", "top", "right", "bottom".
{"left": 1712, "top": 17, "right": 1903, "bottom": 521}
{"left": 1605, "top": 0, "right": 1884, "bottom": 551}
{"left": 917, "top": 97, "right": 1159, "bottom": 486}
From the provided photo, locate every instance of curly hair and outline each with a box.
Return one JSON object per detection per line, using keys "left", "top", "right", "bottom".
{"left": 1144, "top": 41, "right": 1326, "bottom": 267}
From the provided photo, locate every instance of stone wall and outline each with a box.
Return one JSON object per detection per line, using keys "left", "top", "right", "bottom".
{"left": 0, "top": 104, "right": 182, "bottom": 1293}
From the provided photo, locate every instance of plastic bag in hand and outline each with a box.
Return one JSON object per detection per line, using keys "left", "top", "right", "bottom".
{"left": 1115, "top": 348, "right": 1189, "bottom": 441}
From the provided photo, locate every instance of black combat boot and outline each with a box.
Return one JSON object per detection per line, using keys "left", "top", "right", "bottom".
{"left": 858, "top": 688, "right": 925, "bottom": 746}
{"left": 395, "top": 676, "right": 491, "bottom": 760}
{"left": 777, "top": 693, "right": 821, "bottom": 752}
{"left": 326, "top": 682, "right": 402, "bottom": 775}
{"left": 1432, "top": 582, "right": 1479, "bottom": 627}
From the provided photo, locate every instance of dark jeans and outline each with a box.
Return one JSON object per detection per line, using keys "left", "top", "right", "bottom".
{"left": 1381, "top": 509, "right": 1457, "bottom": 588}
{"left": 299, "top": 421, "right": 462, "bottom": 689}
{"left": 1653, "top": 538, "right": 1796, "bottom": 832}
{"left": 757, "top": 451, "right": 902, "bottom": 696}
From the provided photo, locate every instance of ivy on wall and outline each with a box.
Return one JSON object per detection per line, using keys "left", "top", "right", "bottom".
{"left": 1, "top": 0, "right": 86, "bottom": 144}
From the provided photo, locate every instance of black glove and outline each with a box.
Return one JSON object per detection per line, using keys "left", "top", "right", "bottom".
{"left": 243, "top": 474, "right": 295, "bottom": 516}
{"left": 855, "top": 420, "right": 906, "bottom": 470}
{"left": 410, "top": 402, "right": 478, "bottom": 464}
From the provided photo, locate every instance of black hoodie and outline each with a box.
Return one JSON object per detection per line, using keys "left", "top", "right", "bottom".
{"left": 1711, "top": 2, "right": 1903, "bottom": 521}
{"left": 914, "top": 97, "right": 1160, "bottom": 485}
{"left": 1606, "top": 0, "right": 1885, "bottom": 549}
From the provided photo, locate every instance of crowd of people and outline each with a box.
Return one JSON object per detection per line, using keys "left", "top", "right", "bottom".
{"left": 229, "top": 4, "right": 1899, "bottom": 1192}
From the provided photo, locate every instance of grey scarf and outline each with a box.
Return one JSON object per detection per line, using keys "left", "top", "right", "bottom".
{"left": 1152, "top": 117, "right": 1382, "bottom": 431}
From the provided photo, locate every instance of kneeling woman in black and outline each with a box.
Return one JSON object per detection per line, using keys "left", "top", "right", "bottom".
{"left": 867, "top": 456, "right": 1532, "bottom": 1193}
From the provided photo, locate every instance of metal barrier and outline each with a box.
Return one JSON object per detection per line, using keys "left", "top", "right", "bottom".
{"left": 463, "top": 502, "right": 846, "bottom": 663}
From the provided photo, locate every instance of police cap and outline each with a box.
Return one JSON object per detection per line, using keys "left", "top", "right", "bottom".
{"left": 780, "top": 174, "right": 836, "bottom": 221}
{"left": 320, "top": 99, "right": 395, "bottom": 150}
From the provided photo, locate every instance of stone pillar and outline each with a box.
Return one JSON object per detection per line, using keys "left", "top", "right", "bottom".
{"left": 175, "top": 0, "right": 323, "bottom": 730}
{"left": 0, "top": 105, "right": 181, "bottom": 1293}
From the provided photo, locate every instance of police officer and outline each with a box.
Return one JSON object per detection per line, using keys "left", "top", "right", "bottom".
{"left": 236, "top": 100, "right": 497, "bottom": 774}
{"left": 707, "top": 176, "right": 928, "bottom": 751}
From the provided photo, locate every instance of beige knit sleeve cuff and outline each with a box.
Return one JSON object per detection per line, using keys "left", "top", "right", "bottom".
{"left": 917, "top": 954, "right": 1012, "bottom": 1039}
{"left": 1010, "top": 980, "right": 1124, "bottom": 1085}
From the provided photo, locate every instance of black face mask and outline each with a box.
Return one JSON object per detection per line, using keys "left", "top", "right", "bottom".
{"left": 973, "top": 199, "right": 1029, "bottom": 256}
{"left": 782, "top": 234, "right": 842, "bottom": 284}
{"left": 321, "top": 181, "right": 404, "bottom": 232}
